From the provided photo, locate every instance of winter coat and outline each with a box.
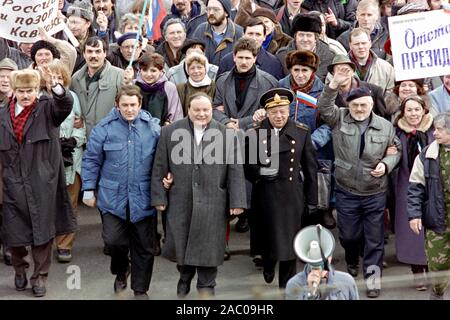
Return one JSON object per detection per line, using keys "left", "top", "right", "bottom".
{"left": 245, "top": 119, "right": 318, "bottom": 260}
{"left": 277, "top": 40, "right": 336, "bottom": 83}
{"left": 70, "top": 61, "right": 124, "bottom": 137}
{"left": 337, "top": 22, "right": 389, "bottom": 60}
{"left": 408, "top": 140, "right": 448, "bottom": 234}
{"left": 107, "top": 46, "right": 140, "bottom": 75}
{"left": 212, "top": 68, "right": 278, "bottom": 131}
{"left": 150, "top": 118, "right": 247, "bottom": 266}
{"left": 166, "top": 59, "right": 219, "bottom": 85}
{"left": 394, "top": 114, "right": 434, "bottom": 265}
{"left": 176, "top": 80, "right": 216, "bottom": 116}
{"left": 60, "top": 91, "right": 86, "bottom": 185}
{"left": 317, "top": 85, "right": 401, "bottom": 196}
{"left": 160, "top": 1, "right": 204, "bottom": 36}
{"left": 217, "top": 49, "right": 285, "bottom": 80}
{"left": 355, "top": 50, "right": 395, "bottom": 96}
{"left": 81, "top": 108, "right": 161, "bottom": 223}
{"left": 192, "top": 19, "right": 243, "bottom": 66}
{"left": 279, "top": 75, "right": 332, "bottom": 156}
{"left": 267, "top": 25, "right": 293, "bottom": 55}
{"left": 0, "top": 88, "right": 76, "bottom": 247}
{"left": 429, "top": 85, "right": 450, "bottom": 114}
{"left": 135, "top": 74, "right": 184, "bottom": 124}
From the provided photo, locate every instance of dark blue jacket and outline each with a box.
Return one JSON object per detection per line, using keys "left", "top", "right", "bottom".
{"left": 192, "top": 19, "right": 243, "bottom": 66}
{"left": 217, "top": 49, "right": 285, "bottom": 80}
{"left": 407, "top": 141, "right": 447, "bottom": 234}
{"left": 160, "top": 1, "right": 203, "bottom": 35}
{"left": 81, "top": 108, "right": 161, "bottom": 223}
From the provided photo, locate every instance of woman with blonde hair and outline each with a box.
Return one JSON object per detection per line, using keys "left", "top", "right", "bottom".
{"left": 44, "top": 59, "right": 86, "bottom": 263}
{"left": 176, "top": 52, "right": 216, "bottom": 116}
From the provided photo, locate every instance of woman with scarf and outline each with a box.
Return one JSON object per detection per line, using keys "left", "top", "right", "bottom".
{"left": 394, "top": 95, "right": 434, "bottom": 291}
{"left": 176, "top": 52, "right": 216, "bottom": 116}
{"left": 279, "top": 50, "right": 335, "bottom": 228}
{"left": 386, "top": 79, "right": 435, "bottom": 124}
{"left": 134, "top": 53, "right": 183, "bottom": 126}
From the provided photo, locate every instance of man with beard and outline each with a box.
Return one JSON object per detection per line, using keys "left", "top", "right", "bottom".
{"left": 192, "top": 0, "right": 243, "bottom": 66}
{"left": 71, "top": 36, "right": 124, "bottom": 137}
{"left": 160, "top": 0, "right": 204, "bottom": 36}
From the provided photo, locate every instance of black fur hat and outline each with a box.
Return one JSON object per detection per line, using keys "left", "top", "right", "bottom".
{"left": 291, "top": 14, "right": 322, "bottom": 37}
{"left": 30, "top": 40, "right": 60, "bottom": 63}
{"left": 286, "top": 50, "right": 320, "bottom": 71}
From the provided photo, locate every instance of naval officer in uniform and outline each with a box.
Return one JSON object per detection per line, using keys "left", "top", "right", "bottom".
{"left": 245, "top": 88, "right": 318, "bottom": 289}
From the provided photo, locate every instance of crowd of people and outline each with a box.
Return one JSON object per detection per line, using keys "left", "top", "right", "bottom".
{"left": 0, "top": 0, "right": 449, "bottom": 300}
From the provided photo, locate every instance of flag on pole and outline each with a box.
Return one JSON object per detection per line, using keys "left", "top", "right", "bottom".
{"left": 296, "top": 91, "right": 317, "bottom": 108}
{"left": 147, "top": 0, "right": 167, "bottom": 40}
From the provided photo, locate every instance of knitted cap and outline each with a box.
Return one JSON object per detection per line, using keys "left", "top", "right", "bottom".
{"left": 346, "top": 87, "right": 372, "bottom": 103}
{"left": 117, "top": 32, "right": 143, "bottom": 46}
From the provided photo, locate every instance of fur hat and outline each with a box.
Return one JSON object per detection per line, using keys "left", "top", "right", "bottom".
{"left": 10, "top": 70, "right": 41, "bottom": 90}
{"left": 66, "top": 0, "right": 94, "bottom": 23}
{"left": 0, "top": 58, "right": 18, "bottom": 71}
{"left": 30, "top": 40, "right": 60, "bottom": 63}
{"left": 252, "top": 7, "right": 277, "bottom": 23}
{"left": 286, "top": 50, "right": 320, "bottom": 72}
{"left": 291, "top": 14, "right": 322, "bottom": 37}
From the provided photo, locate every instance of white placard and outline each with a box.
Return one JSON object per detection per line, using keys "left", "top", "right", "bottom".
{"left": 388, "top": 10, "right": 450, "bottom": 81}
{"left": 0, "top": 0, "right": 64, "bottom": 42}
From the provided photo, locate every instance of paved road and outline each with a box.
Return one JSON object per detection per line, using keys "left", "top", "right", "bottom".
{"left": 0, "top": 205, "right": 438, "bottom": 300}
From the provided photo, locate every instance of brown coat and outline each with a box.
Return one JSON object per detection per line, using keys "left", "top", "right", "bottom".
{"left": 176, "top": 81, "right": 216, "bottom": 116}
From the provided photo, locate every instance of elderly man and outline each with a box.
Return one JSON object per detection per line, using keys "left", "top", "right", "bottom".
{"left": 326, "top": 55, "right": 389, "bottom": 119}
{"left": 337, "top": 0, "right": 389, "bottom": 60}
{"left": 81, "top": 85, "right": 161, "bottom": 299}
{"left": 245, "top": 88, "right": 318, "bottom": 289}
{"left": 155, "top": 18, "right": 187, "bottom": 70}
{"left": 192, "top": 0, "right": 243, "bottom": 66}
{"left": 107, "top": 32, "right": 144, "bottom": 74}
{"left": 0, "top": 68, "right": 76, "bottom": 297}
{"left": 317, "top": 67, "right": 401, "bottom": 298}
{"left": 408, "top": 111, "right": 450, "bottom": 300}
{"left": 276, "top": 14, "right": 335, "bottom": 82}
{"left": 151, "top": 92, "right": 247, "bottom": 297}
{"left": 348, "top": 28, "right": 394, "bottom": 96}
{"left": 0, "top": 58, "right": 18, "bottom": 267}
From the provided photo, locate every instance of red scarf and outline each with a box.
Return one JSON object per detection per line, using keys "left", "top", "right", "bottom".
{"left": 9, "top": 98, "right": 36, "bottom": 144}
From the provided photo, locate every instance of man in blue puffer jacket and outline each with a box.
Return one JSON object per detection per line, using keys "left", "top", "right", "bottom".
{"left": 81, "top": 84, "right": 161, "bottom": 299}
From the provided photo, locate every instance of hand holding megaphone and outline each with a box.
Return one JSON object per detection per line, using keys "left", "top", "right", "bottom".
{"left": 307, "top": 267, "right": 322, "bottom": 296}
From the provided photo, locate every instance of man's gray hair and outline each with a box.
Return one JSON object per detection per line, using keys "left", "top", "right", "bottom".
{"left": 433, "top": 111, "right": 450, "bottom": 132}
{"left": 163, "top": 18, "right": 186, "bottom": 37}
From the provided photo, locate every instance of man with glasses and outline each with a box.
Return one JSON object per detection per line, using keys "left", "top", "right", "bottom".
{"left": 192, "top": 0, "right": 243, "bottom": 65}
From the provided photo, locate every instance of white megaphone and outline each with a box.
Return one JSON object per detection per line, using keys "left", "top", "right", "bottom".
{"left": 293, "top": 224, "right": 335, "bottom": 268}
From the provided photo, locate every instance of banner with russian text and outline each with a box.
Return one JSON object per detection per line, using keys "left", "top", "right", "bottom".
{"left": 388, "top": 9, "right": 450, "bottom": 81}
{"left": 0, "top": 0, "right": 64, "bottom": 42}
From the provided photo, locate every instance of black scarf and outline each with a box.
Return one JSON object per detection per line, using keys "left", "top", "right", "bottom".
{"left": 406, "top": 130, "right": 429, "bottom": 172}
{"left": 233, "top": 65, "right": 256, "bottom": 112}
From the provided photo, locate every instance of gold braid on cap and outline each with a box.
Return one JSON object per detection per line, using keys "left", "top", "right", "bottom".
{"left": 265, "top": 94, "right": 290, "bottom": 109}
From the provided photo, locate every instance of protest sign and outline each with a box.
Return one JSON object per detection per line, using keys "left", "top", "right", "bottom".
{"left": 0, "top": 0, "right": 64, "bottom": 42}
{"left": 388, "top": 9, "right": 450, "bottom": 81}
